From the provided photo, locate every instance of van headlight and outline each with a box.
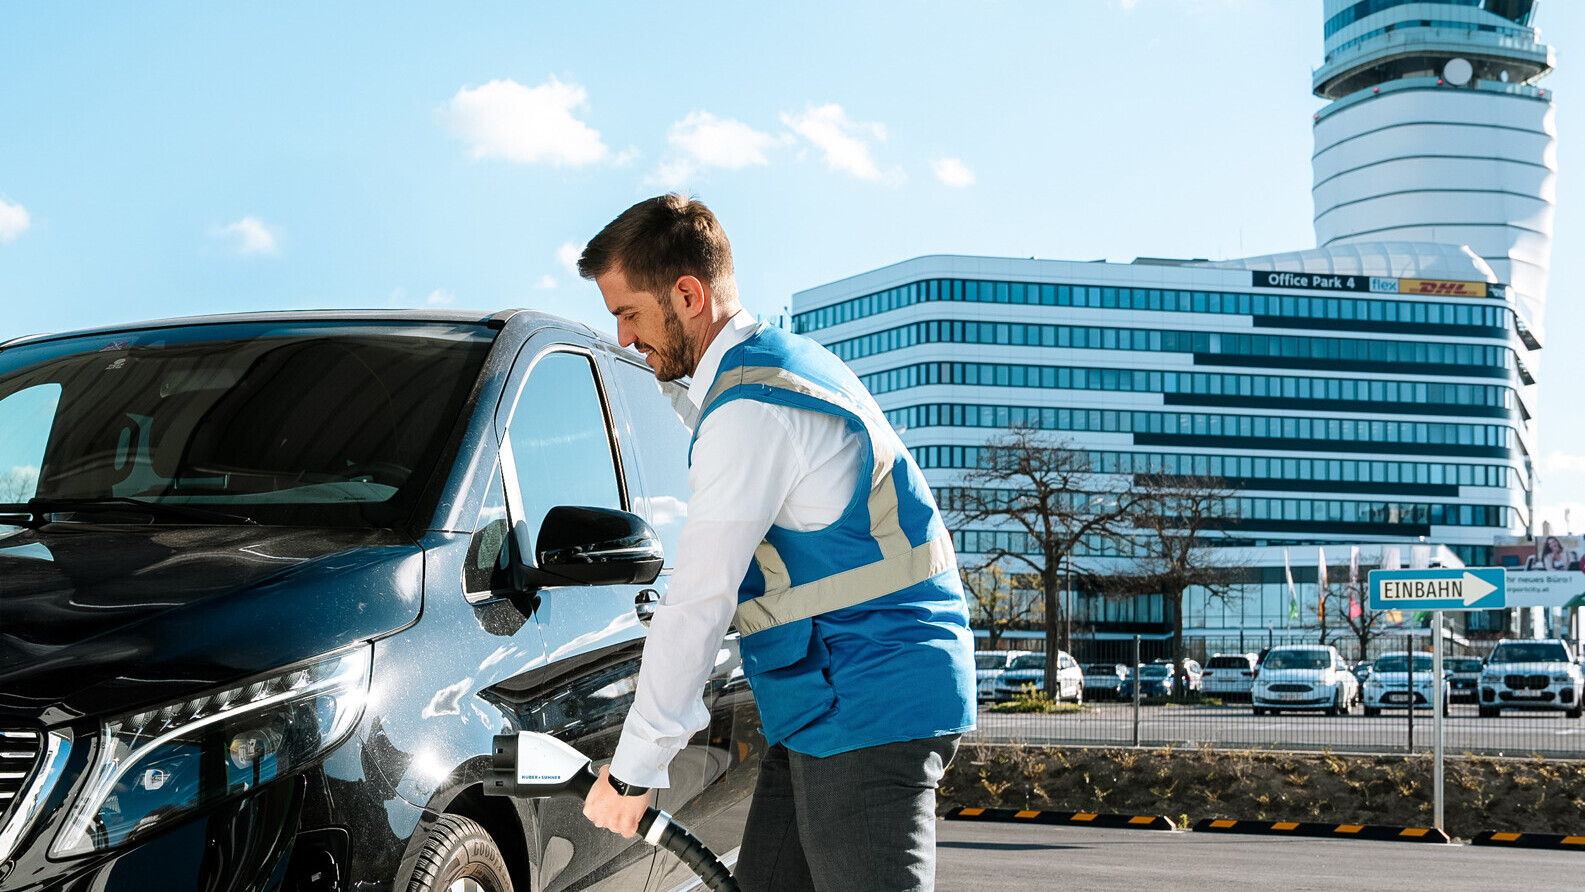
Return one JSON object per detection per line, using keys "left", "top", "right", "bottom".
{"left": 52, "top": 647, "right": 371, "bottom": 858}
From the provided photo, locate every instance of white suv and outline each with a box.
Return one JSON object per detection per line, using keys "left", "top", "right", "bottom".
{"left": 1478, "top": 639, "right": 1584, "bottom": 719}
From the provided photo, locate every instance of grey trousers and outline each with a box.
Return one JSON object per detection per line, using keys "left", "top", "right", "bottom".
{"left": 735, "top": 735, "right": 960, "bottom": 892}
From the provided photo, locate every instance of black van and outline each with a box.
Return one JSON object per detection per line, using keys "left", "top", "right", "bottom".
{"left": 0, "top": 310, "right": 762, "bottom": 892}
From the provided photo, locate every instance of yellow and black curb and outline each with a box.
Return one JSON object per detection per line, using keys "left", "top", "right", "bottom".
{"left": 944, "top": 806, "right": 1176, "bottom": 830}
{"left": 1472, "top": 830, "right": 1585, "bottom": 851}
{"left": 1192, "top": 818, "right": 1450, "bottom": 843}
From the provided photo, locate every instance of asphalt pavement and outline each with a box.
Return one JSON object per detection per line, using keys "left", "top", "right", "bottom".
{"left": 936, "top": 819, "right": 1582, "bottom": 892}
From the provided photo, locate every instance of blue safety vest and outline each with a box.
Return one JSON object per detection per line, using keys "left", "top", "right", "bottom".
{"left": 691, "top": 323, "right": 976, "bottom": 756}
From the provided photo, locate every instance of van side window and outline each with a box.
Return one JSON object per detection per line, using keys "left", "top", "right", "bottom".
{"left": 0, "top": 383, "right": 62, "bottom": 502}
{"left": 464, "top": 466, "right": 510, "bottom": 593}
{"left": 610, "top": 359, "right": 693, "bottom": 566}
{"left": 506, "top": 351, "right": 623, "bottom": 557}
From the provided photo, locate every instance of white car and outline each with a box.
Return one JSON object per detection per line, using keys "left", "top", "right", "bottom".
{"left": 974, "top": 649, "right": 1032, "bottom": 702}
{"left": 1251, "top": 645, "right": 1358, "bottom": 716}
{"left": 1362, "top": 652, "right": 1448, "bottom": 716}
{"left": 993, "top": 650, "right": 1085, "bottom": 703}
{"left": 1201, "top": 652, "right": 1259, "bottom": 701}
{"left": 1478, "top": 638, "right": 1584, "bottom": 718}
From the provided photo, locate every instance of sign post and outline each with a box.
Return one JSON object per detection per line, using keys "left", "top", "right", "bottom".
{"left": 1368, "top": 568, "right": 1507, "bottom": 832}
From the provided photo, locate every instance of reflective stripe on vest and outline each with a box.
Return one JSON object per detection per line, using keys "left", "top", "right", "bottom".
{"left": 701, "top": 363, "right": 953, "bottom": 636}
{"left": 735, "top": 533, "right": 958, "bottom": 636}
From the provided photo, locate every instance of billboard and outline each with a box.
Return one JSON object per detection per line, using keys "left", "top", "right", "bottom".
{"left": 1493, "top": 536, "right": 1585, "bottom": 609}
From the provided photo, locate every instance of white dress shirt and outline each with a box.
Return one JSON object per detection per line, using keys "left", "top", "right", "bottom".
{"left": 610, "top": 310, "right": 863, "bottom": 788}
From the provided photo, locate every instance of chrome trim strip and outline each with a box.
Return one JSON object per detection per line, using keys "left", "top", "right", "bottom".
{"left": 0, "top": 730, "right": 71, "bottom": 863}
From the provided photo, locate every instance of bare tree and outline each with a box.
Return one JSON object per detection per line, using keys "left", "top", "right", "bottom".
{"left": 0, "top": 466, "right": 39, "bottom": 503}
{"left": 1117, "top": 473, "right": 1245, "bottom": 693}
{"left": 959, "top": 562, "right": 1041, "bottom": 651}
{"left": 948, "top": 427, "right": 1144, "bottom": 698}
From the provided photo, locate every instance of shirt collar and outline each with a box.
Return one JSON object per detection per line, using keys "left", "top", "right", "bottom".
{"left": 687, "top": 309, "right": 759, "bottom": 410}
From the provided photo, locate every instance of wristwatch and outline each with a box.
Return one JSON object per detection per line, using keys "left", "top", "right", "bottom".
{"left": 607, "top": 774, "right": 650, "bottom": 797}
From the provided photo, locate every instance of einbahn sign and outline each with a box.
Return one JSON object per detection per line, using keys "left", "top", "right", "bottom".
{"left": 1367, "top": 568, "right": 1506, "bottom": 611}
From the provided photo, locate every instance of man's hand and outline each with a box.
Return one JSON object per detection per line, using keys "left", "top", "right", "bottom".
{"left": 583, "top": 765, "right": 651, "bottom": 838}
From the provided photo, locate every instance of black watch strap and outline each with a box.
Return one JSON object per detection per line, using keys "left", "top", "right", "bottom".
{"left": 607, "top": 774, "right": 650, "bottom": 797}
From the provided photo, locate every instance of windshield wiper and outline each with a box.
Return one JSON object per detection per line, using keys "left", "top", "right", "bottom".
{"left": 0, "top": 497, "right": 257, "bottom": 526}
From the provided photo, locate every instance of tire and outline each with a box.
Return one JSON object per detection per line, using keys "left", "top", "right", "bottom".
{"left": 1478, "top": 706, "right": 1499, "bottom": 718}
{"left": 1252, "top": 707, "right": 1264, "bottom": 716}
{"left": 1568, "top": 706, "right": 1583, "bottom": 720}
{"left": 1363, "top": 706, "right": 1379, "bottom": 717}
{"left": 1073, "top": 682, "right": 1084, "bottom": 706}
{"left": 1328, "top": 691, "right": 1344, "bottom": 717}
{"left": 407, "top": 814, "right": 515, "bottom": 892}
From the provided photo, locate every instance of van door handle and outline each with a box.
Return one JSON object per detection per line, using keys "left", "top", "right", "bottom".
{"left": 635, "top": 589, "right": 660, "bottom": 625}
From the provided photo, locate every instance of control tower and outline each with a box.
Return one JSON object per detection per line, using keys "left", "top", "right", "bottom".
{"left": 1311, "top": 0, "right": 1556, "bottom": 323}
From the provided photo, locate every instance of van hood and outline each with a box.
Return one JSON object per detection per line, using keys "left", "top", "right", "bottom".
{"left": 0, "top": 524, "right": 424, "bottom": 720}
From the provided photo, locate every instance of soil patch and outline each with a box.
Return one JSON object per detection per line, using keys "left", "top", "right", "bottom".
{"left": 939, "top": 743, "right": 1585, "bottom": 842}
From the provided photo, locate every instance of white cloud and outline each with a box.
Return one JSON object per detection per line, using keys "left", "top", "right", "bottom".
{"left": 646, "top": 111, "right": 779, "bottom": 187}
{"left": 536, "top": 275, "right": 557, "bottom": 289}
{"left": 426, "top": 289, "right": 455, "bottom": 306}
{"left": 644, "top": 158, "right": 697, "bottom": 190}
{"left": 670, "top": 111, "right": 776, "bottom": 170}
{"left": 930, "top": 156, "right": 976, "bottom": 188}
{"left": 0, "top": 197, "right": 30, "bottom": 243}
{"left": 780, "top": 103, "right": 903, "bottom": 185}
{"left": 557, "top": 240, "right": 582, "bottom": 277}
{"left": 1542, "top": 451, "right": 1585, "bottom": 474}
{"left": 442, "top": 77, "right": 610, "bottom": 167}
{"left": 211, "top": 216, "right": 280, "bottom": 255}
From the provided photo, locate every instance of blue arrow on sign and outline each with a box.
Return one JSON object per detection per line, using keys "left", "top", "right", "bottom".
{"left": 1368, "top": 567, "right": 1506, "bottom": 611}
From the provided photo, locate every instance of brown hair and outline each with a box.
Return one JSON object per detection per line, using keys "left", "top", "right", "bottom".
{"left": 578, "top": 194, "right": 737, "bottom": 302}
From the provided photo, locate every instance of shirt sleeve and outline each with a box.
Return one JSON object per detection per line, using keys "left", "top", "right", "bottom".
{"left": 609, "top": 399, "right": 811, "bottom": 788}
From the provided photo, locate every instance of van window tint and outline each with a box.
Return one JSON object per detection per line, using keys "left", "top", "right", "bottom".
{"left": 506, "top": 351, "right": 623, "bottom": 557}
{"left": 610, "top": 359, "right": 692, "bottom": 566}
{"left": 0, "top": 322, "right": 493, "bottom": 527}
{"left": 0, "top": 383, "right": 60, "bottom": 502}
{"left": 465, "top": 466, "right": 510, "bottom": 593}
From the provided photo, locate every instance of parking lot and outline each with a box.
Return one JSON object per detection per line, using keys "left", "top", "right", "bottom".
{"left": 971, "top": 701, "right": 1585, "bottom": 757}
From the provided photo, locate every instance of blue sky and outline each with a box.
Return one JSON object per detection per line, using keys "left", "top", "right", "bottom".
{"left": 1, "top": 0, "right": 1581, "bottom": 531}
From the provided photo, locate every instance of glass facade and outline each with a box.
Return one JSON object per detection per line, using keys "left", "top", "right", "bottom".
{"left": 828, "top": 319, "right": 1515, "bottom": 376}
{"left": 910, "top": 444, "right": 1511, "bottom": 490}
{"left": 793, "top": 277, "right": 1512, "bottom": 335}
{"left": 793, "top": 258, "right": 1533, "bottom": 643}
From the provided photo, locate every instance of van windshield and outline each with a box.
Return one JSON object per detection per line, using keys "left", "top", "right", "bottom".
{"left": 0, "top": 321, "right": 494, "bottom": 528}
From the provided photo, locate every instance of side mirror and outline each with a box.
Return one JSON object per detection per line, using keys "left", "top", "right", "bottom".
{"left": 513, "top": 506, "right": 665, "bottom": 590}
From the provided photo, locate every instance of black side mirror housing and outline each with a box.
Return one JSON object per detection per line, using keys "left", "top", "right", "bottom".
{"left": 513, "top": 506, "right": 664, "bottom": 590}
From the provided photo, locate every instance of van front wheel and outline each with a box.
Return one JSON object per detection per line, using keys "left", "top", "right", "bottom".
{"left": 408, "top": 813, "right": 515, "bottom": 892}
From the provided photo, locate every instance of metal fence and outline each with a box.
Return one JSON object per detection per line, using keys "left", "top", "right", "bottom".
{"left": 971, "top": 634, "right": 1585, "bottom": 758}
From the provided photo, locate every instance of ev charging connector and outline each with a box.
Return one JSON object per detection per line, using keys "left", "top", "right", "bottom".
{"left": 484, "top": 732, "right": 740, "bottom": 891}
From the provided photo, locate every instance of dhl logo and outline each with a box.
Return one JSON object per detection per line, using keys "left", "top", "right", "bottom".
{"left": 1398, "top": 278, "right": 1487, "bottom": 297}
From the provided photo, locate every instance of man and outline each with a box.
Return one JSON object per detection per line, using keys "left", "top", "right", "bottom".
{"left": 579, "top": 194, "right": 975, "bottom": 892}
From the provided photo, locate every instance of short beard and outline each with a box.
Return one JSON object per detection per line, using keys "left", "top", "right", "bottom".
{"left": 648, "top": 298, "right": 695, "bottom": 382}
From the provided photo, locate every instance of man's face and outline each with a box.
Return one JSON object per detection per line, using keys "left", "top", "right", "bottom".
{"left": 597, "top": 270, "right": 695, "bottom": 381}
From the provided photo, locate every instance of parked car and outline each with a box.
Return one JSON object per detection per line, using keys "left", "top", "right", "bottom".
{"left": 1251, "top": 645, "right": 1358, "bottom": 716}
{"left": 994, "top": 651, "right": 1085, "bottom": 703}
{"left": 1122, "top": 663, "right": 1174, "bottom": 699}
{"left": 1201, "top": 653, "right": 1259, "bottom": 701}
{"left": 0, "top": 310, "right": 764, "bottom": 891}
{"left": 1153, "top": 658, "right": 1203, "bottom": 692}
{"left": 1361, "top": 652, "right": 1449, "bottom": 716}
{"left": 1445, "top": 656, "right": 1484, "bottom": 704}
{"left": 975, "top": 649, "right": 1032, "bottom": 702}
{"left": 1351, "top": 660, "right": 1375, "bottom": 685}
{"left": 1082, "top": 663, "right": 1130, "bottom": 700}
{"left": 1478, "top": 638, "right": 1585, "bottom": 718}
